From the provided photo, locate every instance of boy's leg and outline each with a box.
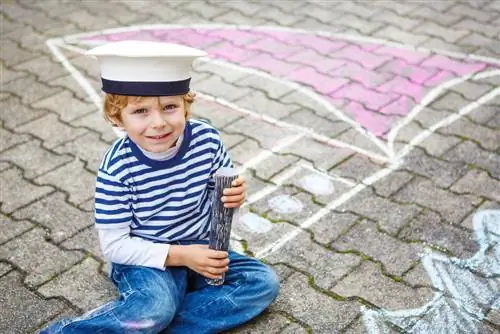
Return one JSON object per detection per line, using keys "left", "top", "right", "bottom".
{"left": 40, "top": 264, "right": 188, "bottom": 334}
{"left": 166, "top": 251, "right": 280, "bottom": 334}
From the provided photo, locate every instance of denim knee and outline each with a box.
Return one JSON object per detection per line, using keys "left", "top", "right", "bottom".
{"left": 245, "top": 265, "right": 280, "bottom": 305}
{"left": 121, "top": 290, "right": 176, "bottom": 331}
{"left": 262, "top": 266, "right": 280, "bottom": 302}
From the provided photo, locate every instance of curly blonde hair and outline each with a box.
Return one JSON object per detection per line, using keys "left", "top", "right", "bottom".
{"left": 103, "top": 91, "right": 196, "bottom": 125}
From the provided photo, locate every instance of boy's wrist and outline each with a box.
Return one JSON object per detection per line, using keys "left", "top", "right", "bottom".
{"left": 164, "top": 245, "right": 185, "bottom": 267}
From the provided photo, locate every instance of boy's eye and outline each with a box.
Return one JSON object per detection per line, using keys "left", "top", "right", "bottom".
{"left": 163, "top": 104, "right": 178, "bottom": 111}
{"left": 133, "top": 108, "right": 148, "bottom": 114}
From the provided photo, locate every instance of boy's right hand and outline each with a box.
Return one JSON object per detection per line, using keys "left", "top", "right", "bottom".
{"left": 166, "top": 244, "right": 229, "bottom": 280}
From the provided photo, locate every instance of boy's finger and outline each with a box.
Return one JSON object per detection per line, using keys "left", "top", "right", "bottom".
{"left": 231, "top": 178, "right": 245, "bottom": 187}
{"left": 223, "top": 187, "right": 244, "bottom": 196}
{"left": 208, "top": 250, "right": 228, "bottom": 259}
{"left": 222, "top": 194, "right": 245, "bottom": 203}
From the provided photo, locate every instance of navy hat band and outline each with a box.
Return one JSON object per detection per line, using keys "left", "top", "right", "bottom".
{"left": 101, "top": 78, "right": 191, "bottom": 96}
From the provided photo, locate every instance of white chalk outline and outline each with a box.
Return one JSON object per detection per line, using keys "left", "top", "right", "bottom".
{"left": 45, "top": 24, "right": 500, "bottom": 260}
{"left": 47, "top": 23, "right": 500, "bottom": 161}
{"left": 362, "top": 210, "right": 500, "bottom": 334}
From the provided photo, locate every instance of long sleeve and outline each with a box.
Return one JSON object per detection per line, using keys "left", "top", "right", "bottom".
{"left": 98, "top": 226, "right": 170, "bottom": 270}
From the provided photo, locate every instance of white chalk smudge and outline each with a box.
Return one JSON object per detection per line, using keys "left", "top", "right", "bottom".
{"left": 362, "top": 210, "right": 500, "bottom": 334}
{"left": 268, "top": 195, "right": 303, "bottom": 214}
{"left": 299, "top": 174, "right": 335, "bottom": 196}
{"left": 240, "top": 212, "right": 274, "bottom": 233}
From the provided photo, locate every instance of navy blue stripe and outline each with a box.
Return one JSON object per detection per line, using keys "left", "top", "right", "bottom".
{"left": 101, "top": 78, "right": 191, "bottom": 96}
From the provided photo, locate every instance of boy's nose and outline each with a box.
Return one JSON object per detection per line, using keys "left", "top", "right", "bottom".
{"left": 151, "top": 111, "right": 167, "bottom": 128}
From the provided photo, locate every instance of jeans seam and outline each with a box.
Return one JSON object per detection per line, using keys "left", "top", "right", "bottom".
{"left": 179, "top": 282, "right": 244, "bottom": 316}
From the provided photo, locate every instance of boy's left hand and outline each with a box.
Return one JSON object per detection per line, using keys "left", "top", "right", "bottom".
{"left": 221, "top": 176, "right": 246, "bottom": 208}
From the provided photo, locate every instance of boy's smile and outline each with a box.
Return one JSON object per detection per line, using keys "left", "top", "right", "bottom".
{"left": 115, "top": 95, "right": 186, "bottom": 153}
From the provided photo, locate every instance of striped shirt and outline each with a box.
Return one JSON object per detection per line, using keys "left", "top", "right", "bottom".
{"left": 95, "top": 119, "right": 232, "bottom": 243}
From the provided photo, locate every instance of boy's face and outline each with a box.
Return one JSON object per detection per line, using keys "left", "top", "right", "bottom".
{"left": 116, "top": 95, "right": 186, "bottom": 153}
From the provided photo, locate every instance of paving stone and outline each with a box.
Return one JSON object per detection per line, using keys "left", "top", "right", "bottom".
{"left": 0, "top": 228, "right": 83, "bottom": 287}
{"left": 254, "top": 6, "right": 301, "bottom": 25}
{"left": 408, "top": 6, "right": 463, "bottom": 26}
{"left": 402, "top": 262, "right": 433, "bottom": 287}
{"left": 0, "top": 262, "right": 12, "bottom": 276}
{"left": 61, "top": 225, "right": 102, "bottom": 260}
{"left": 32, "top": 90, "right": 96, "bottom": 122}
{"left": 0, "top": 167, "right": 54, "bottom": 213}
{"left": 282, "top": 109, "right": 351, "bottom": 139}
{"left": 404, "top": 147, "right": 469, "bottom": 188}
{"left": 238, "top": 169, "right": 270, "bottom": 201}
{"left": 331, "top": 154, "right": 386, "bottom": 184}
{"left": 0, "top": 214, "right": 33, "bottom": 244}
{"left": 1, "top": 62, "right": 29, "bottom": 84}
{"left": 235, "top": 74, "right": 295, "bottom": 99}
{"left": 49, "top": 74, "right": 101, "bottom": 101}
{"left": 271, "top": 263, "right": 296, "bottom": 283}
{"left": 13, "top": 191, "right": 94, "bottom": 244}
{"left": 372, "top": 170, "right": 414, "bottom": 197}
{"left": 253, "top": 189, "right": 323, "bottom": 225}
{"left": 266, "top": 231, "right": 362, "bottom": 290}
{"left": 308, "top": 211, "right": 360, "bottom": 245}
{"left": 450, "top": 81, "right": 495, "bottom": 101}
{"left": 252, "top": 152, "right": 300, "bottom": 181}
{"left": 284, "top": 164, "right": 352, "bottom": 206}
{"left": 331, "top": 261, "right": 434, "bottom": 310}
{"left": 0, "top": 127, "right": 31, "bottom": 152}
{"left": 182, "top": 1, "right": 230, "bottom": 19}
{"left": 233, "top": 90, "right": 301, "bottom": 120}
{"left": 54, "top": 132, "right": 109, "bottom": 173}
{"left": 0, "top": 271, "right": 65, "bottom": 334}
{"left": 442, "top": 140, "right": 500, "bottom": 179}
{"left": 280, "top": 138, "right": 354, "bottom": 170}
{"left": 271, "top": 272, "right": 359, "bottom": 333}
{"left": 190, "top": 99, "right": 243, "bottom": 129}
{"left": 279, "top": 323, "right": 308, "bottom": 333}
{"left": 339, "top": 188, "right": 422, "bottom": 236}
{"left": 394, "top": 177, "right": 481, "bottom": 224}
{"left": 232, "top": 211, "right": 298, "bottom": 256}
{"left": 415, "top": 22, "right": 470, "bottom": 43}
{"left": 197, "top": 75, "right": 256, "bottom": 102}
{"left": 466, "top": 103, "right": 500, "bottom": 128}
{"left": 227, "top": 312, "right": 291, "bottom": 333}
{"left": 0, "top": 162, "right": 12, "bottom": 173}
{"left": 332, "top": 13, "right": 385, "bottom": 34}
{"left": 229, "top": 138, "right": 263, "bottom": 166}
{"left": 333, "top": 219, "right": 421, "bottom": 276}
{"left": 217, "top": 131, "right": 246, "bottom": 150}
{"left": 449, "top": 2, "right": 498, "bottom": 22}
{"left": 460, "top": 200, "right": 500, "bottom": 230}
{"left": 416, "top": 131, "right": 462, "bottom": 157}
{"left": 0, "top": 39, "right": 38, "bottom": 67}
{"left": 399, "top": 210, "right": 478, "bottom": 258}
{"left": 374, "top": 25, "right": 430, "bottom": 45}
{"left": 0, "top": 15, "right": 24, "bottom": 34}
{"left": 13, "top": 55, "right": 69, "bottom": 83}
{"left": 225, "top": 116, "right": 297, "bottom": 149}
{"left": 2, "top": 74, "right": 63, "bottom": 105}
{"left": 0, "top": 139, "right": 73, "bottom": 179}
{"left": 342, "top": 316, "right": 367, "bottom": 334}
{"left": 451, "top": 169, "right": 500, "bottom": 202}
{"left": 335, "top": 128, "right": 389, "bottom": 158}
{"left": 438, "top": 117, "right": 500, "bottom": 151}
{"left": 214, "top": 9, "right": 268, "bottom": 25}
{"left": 70, "top": 112, "right": 117, "bottom": 144}
{"left": 35, "top": 158, "right": 96, "bottom": 205}
{"left": 38, "top": 257, "right": 117, "bottom": 312}
{"left": 458, "top": 33, "right": 500, "bottom": 53}
{"left": 485, "top": 308, "right": 500, "bottom": 327}
{"left": 430, "top": 92, "right": 473, "bottom": 114}
{"left": 16, "top": 113, "right": 88, "bottom": 149}
{"left": 78, "top": 198, "right": 95, "bottom": 212}
{"left": 370, "top": 9, "right": 421, "bottom": 30}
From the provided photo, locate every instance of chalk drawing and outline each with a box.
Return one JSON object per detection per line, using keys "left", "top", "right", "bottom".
{"left": 298, "top": 173, "right": 335, "bottom": 196}
{"left": 239, "top": 212, "right": 274, "bottom": 233}
{"left": 48, "top": 24, "right": 500, "bottom": 162}
{"left": 362, "top": 210, "right": 500, "bottom": 334}
{"left": 268, "top": 195, "right": 303, "bottom": 214}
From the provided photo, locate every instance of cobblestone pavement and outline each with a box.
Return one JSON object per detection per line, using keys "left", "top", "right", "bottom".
{"left": 1, "top": 0, "right": 500, "bottom": 333}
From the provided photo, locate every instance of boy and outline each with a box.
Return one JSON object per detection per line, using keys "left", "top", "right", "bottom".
{"left": 41, "top": 41, "right": 280, "bottom": 333}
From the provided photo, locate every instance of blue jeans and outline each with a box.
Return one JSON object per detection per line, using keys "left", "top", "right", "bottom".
{"left": 40, "top": 246, "right": 280, "bottom": 333}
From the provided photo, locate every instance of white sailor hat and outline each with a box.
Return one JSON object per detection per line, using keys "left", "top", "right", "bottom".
{"left": 86, "top": 40, "right": 207, "bottom": 96}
